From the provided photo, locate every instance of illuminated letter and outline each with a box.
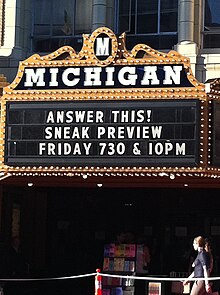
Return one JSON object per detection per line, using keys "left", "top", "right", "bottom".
{"left": 44, "top": 127, "right": 53, "bottom": 139}
{"left": 49, "top": 68, "right": 59, "bottom": 87}
{"left": 141, "top": 66, "right": 159, "bottom": 85}
{"left": 118, "top": 66, "right": 137, "bottom": 86}
{"left": 96, "top": 37, "right": 110, "bottom": 56}
{"left": 105, "top": 67, "right": 115, "bottom": 86}
{"left": 24, "top": 68, "right": 46, "bottom": 87}
{"left": 62, "top": 68, "right": 80, "bottom": 86}
{"left": 163, "top": 66, "right": 182, "bottom": 85}
{"left": 84, "top": 67, "right": 102, "bottom": 86}
{"left": 46, "top": 111, "right": 55, "bottom": 123}
{"left": 176, "top": 143, "right": 186, "bottom": 155}
{"left": 39, "top": 143, "right": 46, "bottom": 155}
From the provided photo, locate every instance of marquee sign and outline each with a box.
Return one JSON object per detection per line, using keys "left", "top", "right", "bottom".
{"left": 16, "top": 65, "right": 192, "bottom": 90}
{"left": 5, "top": 100, "right": 199, "bottom": 166}
{"left": 212, "top": 100, "right": 220, "bottom": 166}
{"left": 0, "top": 27, "right": 207, "bottom": 176}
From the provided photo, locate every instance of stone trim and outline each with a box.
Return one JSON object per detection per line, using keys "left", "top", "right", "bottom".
{"left": 0, "top": 0, "right": 5, "bottom": 46}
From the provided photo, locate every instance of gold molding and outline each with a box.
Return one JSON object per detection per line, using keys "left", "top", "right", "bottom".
{"left": 0, "top": 27, "right": 211, "bottom": 177}
{"left": 4, "top": 27, "right": 205, "bottom": 98}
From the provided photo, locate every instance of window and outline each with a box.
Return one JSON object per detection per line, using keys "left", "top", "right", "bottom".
{"left": 32, "top": 0, "right": 92, "bottom": 52}
{"left": 117, "top": 0, "right": 178, "bottom": 49}
{"left": 203, "top": 0, "right": 220, "bottom": 48}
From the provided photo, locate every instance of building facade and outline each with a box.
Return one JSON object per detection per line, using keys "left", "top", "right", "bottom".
{"left": 1, "top": 2, "right": 220, "bottom": 294}
{"left": 0, "top": 0, "right": 220, "bottom": 83}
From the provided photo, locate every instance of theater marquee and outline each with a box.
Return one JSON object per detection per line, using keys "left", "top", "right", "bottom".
{"left": 5, "top": 100, "right": 199, "bottom": 166}
{"left": 0, "top": 27, "right": 208, "bottom": 177}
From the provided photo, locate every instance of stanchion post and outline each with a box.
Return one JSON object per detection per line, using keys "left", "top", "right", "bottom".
{"left": 95, "top": 269, "right": 102, "bottom": 295}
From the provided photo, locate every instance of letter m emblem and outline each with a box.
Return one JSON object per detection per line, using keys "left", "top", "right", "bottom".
{"left": 95, "top": 37, "right": 110, "bottom": 56}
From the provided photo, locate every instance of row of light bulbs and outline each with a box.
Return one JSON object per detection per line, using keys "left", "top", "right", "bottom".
{"left": 2, "top": 170, "right": 220, "bottom": 177}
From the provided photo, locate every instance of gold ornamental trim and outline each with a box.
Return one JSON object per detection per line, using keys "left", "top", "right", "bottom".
{"left": 1, "top": 166, "right": 220, "bottom": 181}
{"left": 3, "top": 27, "right": 205, "bottom": 99}
{"left": 0, "top": 27, "right": 210, "bottom": 178}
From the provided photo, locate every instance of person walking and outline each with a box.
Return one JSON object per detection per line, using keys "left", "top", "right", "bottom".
{"left": 204, "top": 238, "right": 213, "bottom": 275}
{"left": 183, "top": 236, "right": 211, "bottom": 295}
